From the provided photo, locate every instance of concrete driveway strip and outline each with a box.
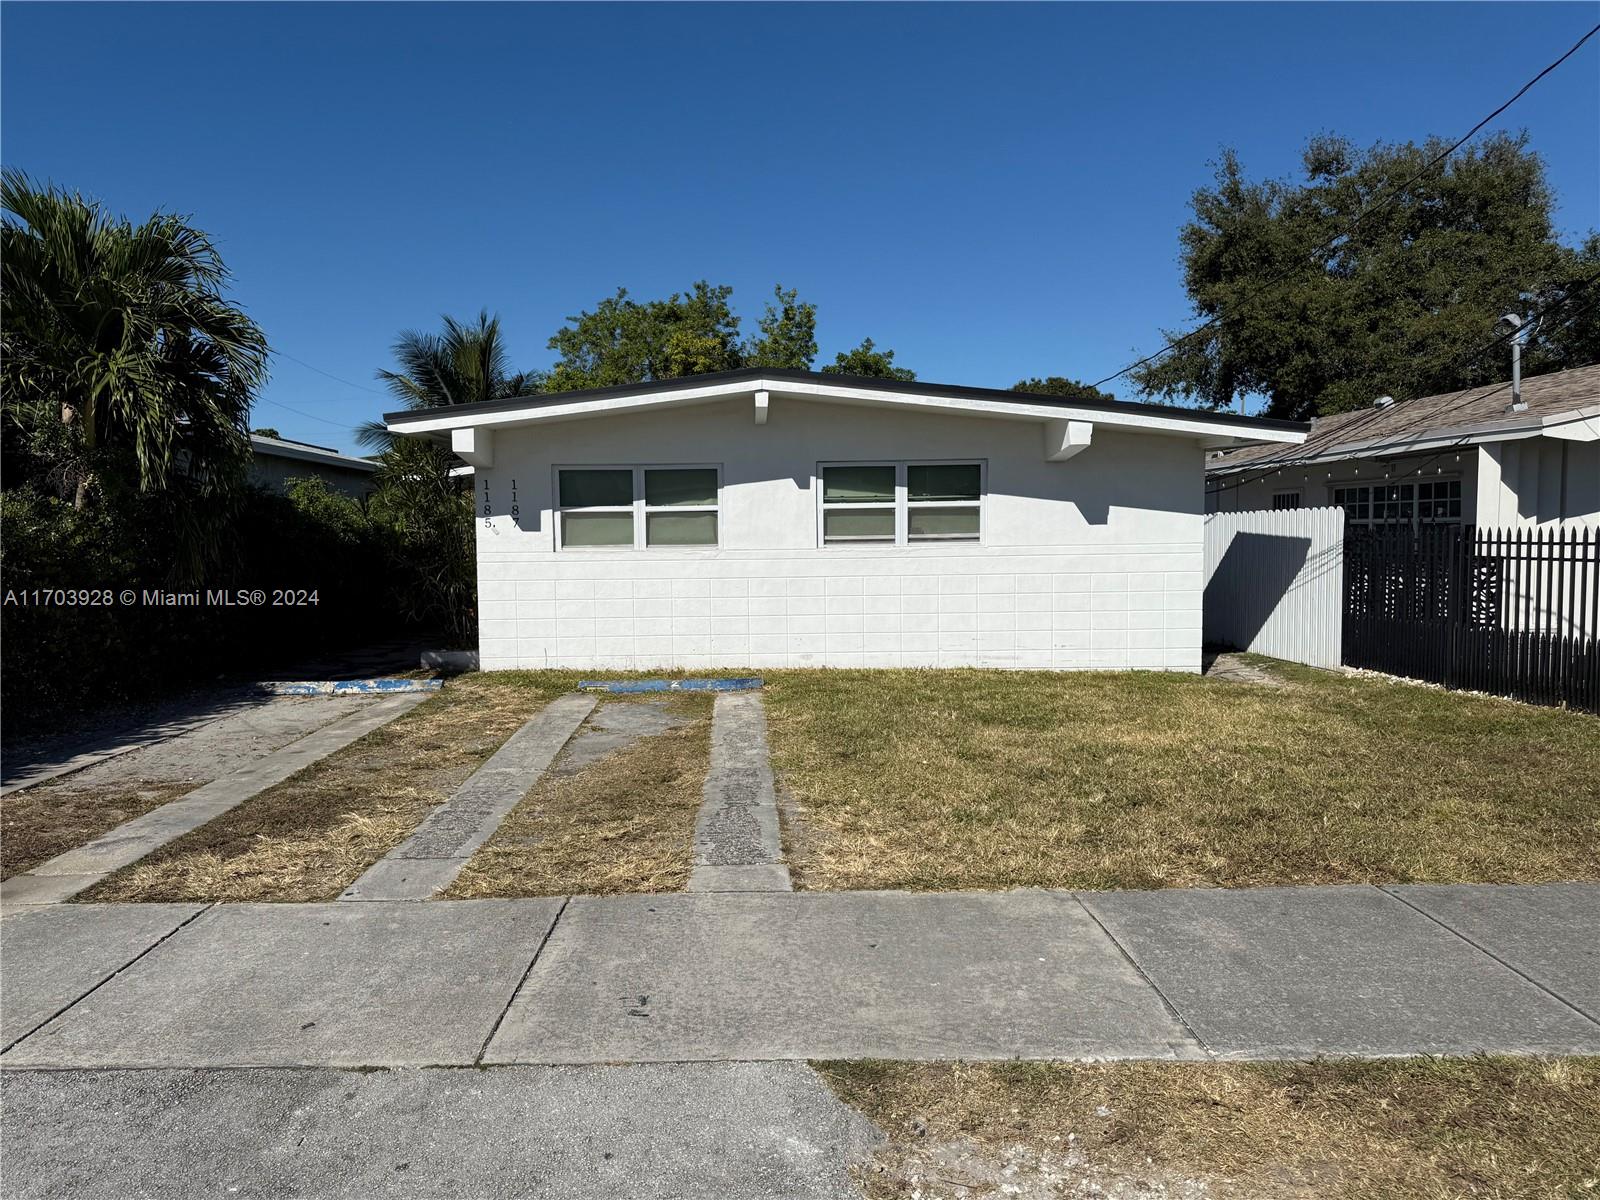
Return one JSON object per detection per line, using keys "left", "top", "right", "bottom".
{"left": 1081, "top": 884, "right": 1600, "bottom": 1058}
{"left": 0, "top": 904, "right": 207, "bottom": 1049}
{"left": 0, "top": 1062, "right": 881, "bottom": 1200}
{"left": 485, "top": 890, "right": 1201, "bottom": 1064}
{"left": 0, "top": 693, "right": 428, "bottom": 909}
{"left": 2, "top": 900, "right": 562, "bottom": 1068}
{"left": 688, "top": 691, "right": 792, "bottom": 893}
{"left": 338, "top": 693, "right": 597, "bottom": 901}
{"left": 1384, "top": 882, "right": 1600, "bottom": 1021}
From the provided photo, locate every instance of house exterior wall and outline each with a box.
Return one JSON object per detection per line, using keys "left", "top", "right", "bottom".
{"left": 1476, "top": 439, "right": 1600, "bottom": 528}
{"left": 1210, "top": 450, "right": 1481, "bottom": 524}
{"left": 473, "top": 397, "right": 1207, "bottom": 671}
{"left": 1211, "top": 437, "right": 1598, "bottom": 529}
{"left": 249, "top": 453, "right": 375, "bottom": 499}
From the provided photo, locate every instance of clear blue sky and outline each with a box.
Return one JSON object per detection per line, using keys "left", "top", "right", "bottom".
{"left": 4, "top": 2, "right": 1597, "bottom": 450}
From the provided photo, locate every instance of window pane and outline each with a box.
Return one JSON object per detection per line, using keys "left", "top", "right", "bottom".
{"left": 562, "top": 511, "right": 633, "bottom": 547}
{"left": 823, "top": 508, "right": 895, "bottom": 541}
{"left": 559, "top": 469, "right": 632, "bottom": 509}
{"left": 822, "top": 465, "right": 894, "bottom": 504}
{"left": 646, "top": 512, "right": 718, "bottom": 546}
{"left": 908, "top": 464, "right": 980, "bottom": 502}
{"left": 908, "top": 507, "right": 980, "bottom": 540}
{"left": 645, "top": 468, "right": 718, "bottom": 508}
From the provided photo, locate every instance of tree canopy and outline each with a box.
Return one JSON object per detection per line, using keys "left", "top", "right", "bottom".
{"left": 1131, "top": 133, "right": 1600, "bottom": 419}
{"left": 542, "top": 282, "right": 900, "bottom": 389}
{"left": 1012, "top": 377, "right": 1116, "bottom": 403}
{"left": 1, "top": 169, "right": 268, "bottom": 510}
{"left": 821, "top": 337, "right": 916, "bottom": 380}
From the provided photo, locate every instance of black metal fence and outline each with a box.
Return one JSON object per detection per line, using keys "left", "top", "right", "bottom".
{"left": 1343, "top": 524, "right": 1600, "bottom": 713}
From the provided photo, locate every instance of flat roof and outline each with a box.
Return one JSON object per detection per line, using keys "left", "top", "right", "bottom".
{"left": 384, "top": 368, "right": 1305, "bottom": 433}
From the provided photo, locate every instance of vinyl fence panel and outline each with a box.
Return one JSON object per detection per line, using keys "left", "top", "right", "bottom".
{"left": 1204, "top": 507, "right": 1345, "bottom": 669}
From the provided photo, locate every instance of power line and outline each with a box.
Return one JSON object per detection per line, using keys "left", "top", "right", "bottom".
{"left": 255, "top": 395, "right": 364, "bottom": 433}
{"left": 1206, "top": 284, "right": 1600, "bottom": 498}
{"left": 271, "top": 349, "right": 388, "bottom": 397}
{"left": 1091, "top": 20, "right": 1600, "bottom": 395}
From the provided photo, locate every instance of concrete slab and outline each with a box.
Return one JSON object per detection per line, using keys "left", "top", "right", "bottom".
{"left": 485, "top": 891, "right": 1200, "bottom": 1064}
{"left": 338, "top": 694, "right": 596, "bottom": 901}
{"left": 12, "top": 694, "right": 428, "bottom": 905}
{"left": 2, "top": 900, "right": 561, "bottom": 1068}
{"left": 552, "top": 697, "right": 692, "bottom": 776}
{"left": 0, "top": 1062, "right": 880, "bottom": 1200}
{"left": 688, "top": 692, "right": 789, "bottom": 893}
{"left": 1083, "top": 884, "right": 1600, "bottom": 1058}
{"left": 1, "top": 904, "right": 206, "bottom": 1049}
{"left": 1386, "top": 882, "right": 1600, "bottom": 1021}
{"left": 0, "top": 873, "right": 99, "bottom": 912}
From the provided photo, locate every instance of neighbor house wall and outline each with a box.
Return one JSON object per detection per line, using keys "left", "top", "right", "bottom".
{"left": 472, "top": 398, "right": 1207, "bottom": 671}
{"left": 249, "top": 454, "right": 375, "bottom": 499}
{"left": 1476, "top": 439, "right": 1600, "bottom": 528}
{"left": 1211, "top": 450, "right": 1481, "bottom": 522}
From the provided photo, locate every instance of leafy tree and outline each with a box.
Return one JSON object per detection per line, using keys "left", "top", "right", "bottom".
{"left": 252, "top": 427, "right": 282, "bottom": 439}
{"left": 821, "top": 337, "right": 916, "bottom": 380}
{"left": 1012, "top": 377, "right": 1116, "bottom": 403}
{"left": 545, "top": 281, "right": 743, "bottom": 392}
{"left": 1, "top": 169, "right": 268, "bottom": 510}
{"left": 744, "top": 286, "right": 817, "bottom": 369}
{"left": 1132, "top": 133, "right": 1600, "bottom": 419}
{"left": 367, "top": 437, "right": 475, "bottom": 639}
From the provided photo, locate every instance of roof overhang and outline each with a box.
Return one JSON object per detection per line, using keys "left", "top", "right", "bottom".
{"left": 250, "top": 436, "right": 377, "bottom": 472}
{"left": 386, "top": 371, "right": 1307, "bottom": 459}
{"left": 1207, "top": 404, "right": 1599, "bottom": 476}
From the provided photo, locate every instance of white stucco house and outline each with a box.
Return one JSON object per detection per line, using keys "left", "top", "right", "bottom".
{"left": 387, "top": 369, "right": 1306, "bottom": 672}
{"left": 1207, "top": 364, "right": 1600, "bottom": 529}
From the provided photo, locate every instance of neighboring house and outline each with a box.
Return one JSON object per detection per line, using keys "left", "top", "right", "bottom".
{"left": 388, "top": 368, "right": 1305, "bottom": 672}
{"left": 249, "top": 434, "right": 377, "bottom": 499}
{"left": 1206, "top": 364, "right": 1600, "bottom": 529}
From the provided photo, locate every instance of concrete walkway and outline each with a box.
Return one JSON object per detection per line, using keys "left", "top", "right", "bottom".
{"left": 3, "top": 882, "right": 1595, "bottom": 1068}
{"left": 338, "top": 694, "right": 597, "bottom": 901}
{"left": 688, "top": 692, "right": 791, "bottom": 893}
{"left": 0, "top": 694, "right": 429, "bottom": 910}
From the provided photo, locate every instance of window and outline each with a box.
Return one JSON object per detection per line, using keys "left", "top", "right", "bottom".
{"left": 1271, "top": 491, "right": 1302, "bottom": 511}
{"left": 1332, "top": 478, "right": 1461, "bottom": 528}
{"left": 819, "top": 461, "right": 983, "bottom": 546}
{"left": 557, "top": 466, "right": 719, "bottom": 549}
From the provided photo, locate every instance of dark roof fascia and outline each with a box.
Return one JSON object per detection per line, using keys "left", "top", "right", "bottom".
{"left": 384, "top": 368, "right": 1310, "bottom": 434}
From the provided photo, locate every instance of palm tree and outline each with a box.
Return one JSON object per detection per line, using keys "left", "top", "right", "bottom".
{"left": 356, "top": 311, "right": 541, "bottom": 452}
{"left": 1, "top": 169, "right": 268, "bottom": 509}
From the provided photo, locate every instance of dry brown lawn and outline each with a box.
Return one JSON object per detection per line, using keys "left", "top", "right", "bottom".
{"left": 820, "top": 1057, "right": 1600, "bottom": 1200}
{"left": 2, "top": 780, "right": 194, "bottom": 878}
{"left": 765, "top": 659, "right": 1600, "bottom": 891}
{"left": 80, "top": 672, "right": 583, "bottom": 903}
{"left": 444, "top": 693, "right": 711, "bottom": 898}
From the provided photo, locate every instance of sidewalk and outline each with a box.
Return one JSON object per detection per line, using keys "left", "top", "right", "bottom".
{"left": 3, "top": 882, "right": 1596, "bottom": 1067}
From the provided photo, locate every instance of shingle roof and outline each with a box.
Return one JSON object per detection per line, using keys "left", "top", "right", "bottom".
{"left": 1207, "top": 363, "right": 1600, "bottom": 474}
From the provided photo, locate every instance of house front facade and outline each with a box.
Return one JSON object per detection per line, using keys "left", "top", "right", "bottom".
{"left": 1207, "top": 365, "right": 1600, "bottom": 530}
{"left": 389, "top": 369, "right": 1304, "bottom": 672}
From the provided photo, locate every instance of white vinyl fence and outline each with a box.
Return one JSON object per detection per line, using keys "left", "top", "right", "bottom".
{"left": 1203, "top": 507, "right": 1345, "bottom": 669}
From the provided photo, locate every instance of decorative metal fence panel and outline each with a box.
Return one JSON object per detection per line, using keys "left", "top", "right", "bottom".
{"left": 1343, "top": 524, "right": 1600, "bottom": 713}
{"left": 1204, "top": 507, "right": 1345, "bottom": 669}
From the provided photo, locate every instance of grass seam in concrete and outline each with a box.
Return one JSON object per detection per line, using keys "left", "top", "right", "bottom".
{"left": 474, "top": 895, "right": 570, "bottom": 1067}
{"left": 1378, "top": 884, "right": 1600, "bottom": 1029}
{"left": 0, "top": 903, "right": 216, "bottom": 1057}
{"left": 1067, "top": 892, "right": 1215, "bottom": 1059}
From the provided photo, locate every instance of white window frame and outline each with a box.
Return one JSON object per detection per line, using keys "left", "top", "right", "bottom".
{"left": 816, "top": 459, "right": 986, "bottom": 548}
{"left": 554, "top": 464, "right": 722, "bottom": 551}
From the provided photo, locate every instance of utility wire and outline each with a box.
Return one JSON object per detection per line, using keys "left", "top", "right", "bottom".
{"left": 271, "top": 349, "right": 388, "bottom": 397}
{"left": 1205, "top": 283, "right": 1600, "bottom": 498}
{"left": 1090, "top": 20, "right": 1600, "bottom": 394}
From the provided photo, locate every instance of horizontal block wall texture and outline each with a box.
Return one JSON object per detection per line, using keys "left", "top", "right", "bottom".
{"left": 472, "top": 398, "right": 1208, "bottom": 671}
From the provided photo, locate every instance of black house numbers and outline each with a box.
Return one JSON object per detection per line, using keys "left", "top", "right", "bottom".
{"left": 482, "top": 477, "right": 521, "bottom": 529}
